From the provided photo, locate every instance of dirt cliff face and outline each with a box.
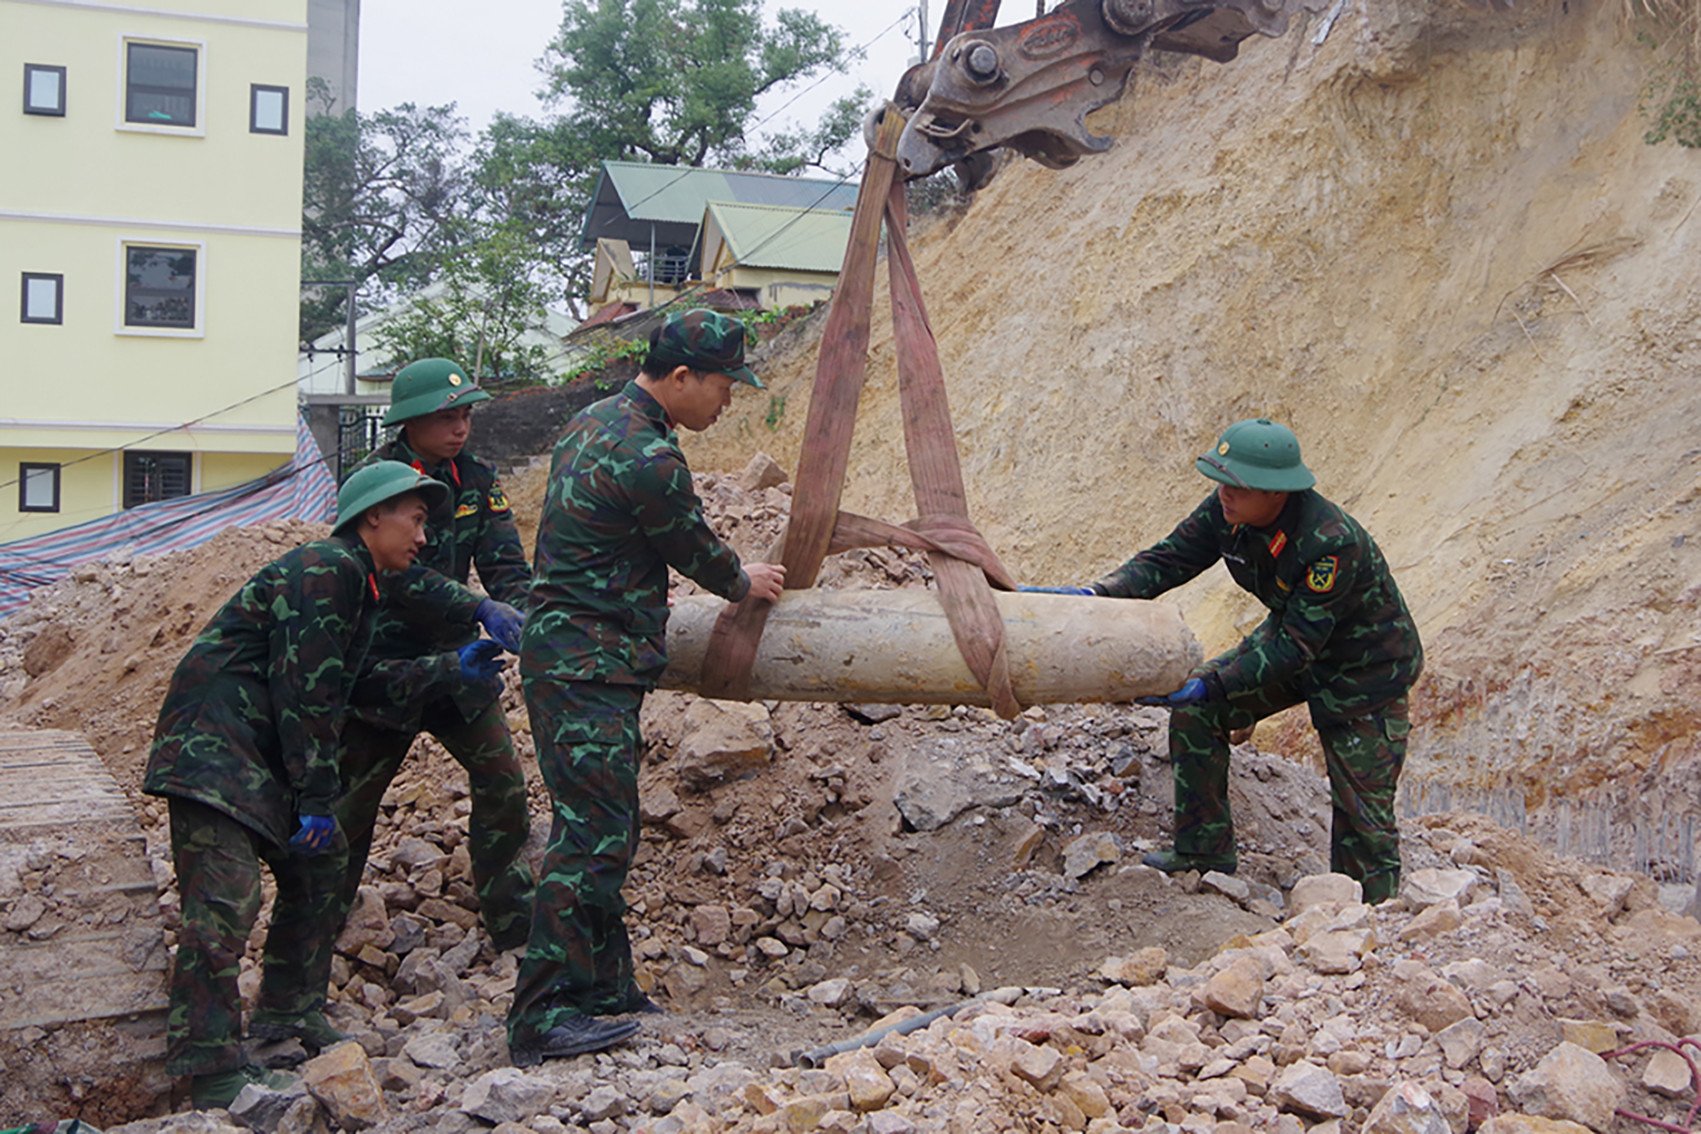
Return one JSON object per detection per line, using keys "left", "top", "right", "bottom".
{"left": 682, "top": 0, "right": 1701, "bottom": 879}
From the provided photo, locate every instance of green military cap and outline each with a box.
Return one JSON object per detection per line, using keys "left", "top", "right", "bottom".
{"left": 333, "top": 460, "right": 451, "bottom": 534}
{"left": 382, "top": 358, "right": 493, "bottom": 426}
{"left": 648, "top": 308, "right": 763, "bottom": 388}
{"left": 1195, "top": 418, "right": 1316, "bottom": 492}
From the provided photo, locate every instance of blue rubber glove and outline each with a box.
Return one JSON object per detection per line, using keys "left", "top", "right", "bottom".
{"left": 1136, "top": 676, "right": 1212, "bottom": 707}
{"left": 289, "top": 814, "right": 335, "bottom": 855}
{"left": 475, "top": 598, "right": 525, "bottom": 653}
{"left": 458, "top": 638, "right": 507, "bottom": 682}
{"left": 1017, "top": 585, "right": 1097, "bottom": 596}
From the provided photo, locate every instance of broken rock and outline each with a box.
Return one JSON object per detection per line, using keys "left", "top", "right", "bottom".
{"left": 1403, "top": 868, "right": 1477, "bottom": 908}
{"left": 1011, "top": 1041, "right": 1065, "bottom": 1092}
{"left": 1201, "top": 956, "right": 1266, "bottom": 1019}
{"left": 675, "top": 699, "right": 773, "bottom": 791}
{"left": 1290, "top": 874, "right": 1362, "bottom": 913}
{"left": 1643, "top": 1046, "right": 1693, "bottom": 1098}
{"left": 1364, "top": 1082, "right": 1451, "bottom": 1134}
{"left": 461, "top": 1068, "right": 557, "bottom": 1125}
{"left": 302, "top": 1041, "right": 389, "bottom": 1130}
{"left": 737, "top": 451, "right": 789, "bottom": 492}
{"left": 1270, "top": 1060, "right": 1348, "bottom": 1119}
{"left": 1507, "top": 1041, "right": 1627, "bottom": 1130}
{"left": 1061, "top": 832, "right": 1122, "bottom": 881}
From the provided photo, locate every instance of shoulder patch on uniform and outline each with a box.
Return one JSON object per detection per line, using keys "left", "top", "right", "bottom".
{"left": 454, "top": 502, "right": 478, "bottom": 519}
{"left": 1268, "top": 530, "right": 1288, "bottom": 558}
{"left": 487, "top": 487, "right": 511, "bottom": 513}
{"left": 1305, "top": 555, "right": 1340, "bottom": 593}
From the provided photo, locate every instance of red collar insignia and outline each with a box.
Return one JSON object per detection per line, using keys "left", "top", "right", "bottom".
{"left": 1268, "top": 530, "right": 1288, "bottom": 559}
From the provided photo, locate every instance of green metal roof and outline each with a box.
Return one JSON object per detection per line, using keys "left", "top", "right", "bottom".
{"left": 579, "top": 160, "right": 859, "bottom": 249}
{"left": 705, "top": 201, "right": 853, "bottom": 274}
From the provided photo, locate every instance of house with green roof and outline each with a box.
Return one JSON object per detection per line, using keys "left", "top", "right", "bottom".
{"left": 580, "top": 160, "right": 857, "bottom": 320}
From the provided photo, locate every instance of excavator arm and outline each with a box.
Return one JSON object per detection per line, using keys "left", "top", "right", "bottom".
{"left": 892, "top": 0, "right": 1329, "bottom": 182}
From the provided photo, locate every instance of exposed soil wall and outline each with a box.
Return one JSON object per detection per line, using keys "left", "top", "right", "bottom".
{"left": 682, "top": 0, "right": 1701, "bottom": 878}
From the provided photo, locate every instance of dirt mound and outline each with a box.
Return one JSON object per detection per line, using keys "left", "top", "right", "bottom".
{"left": 0, "top": 521, "right": 330, "bottom": 799}
{"left": 679, "top": 0, "right": 1701, "bottom": 882}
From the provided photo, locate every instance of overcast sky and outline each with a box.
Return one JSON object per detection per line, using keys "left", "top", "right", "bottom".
{"left": 358, "top": 1, "right": 949, "bottom": 156}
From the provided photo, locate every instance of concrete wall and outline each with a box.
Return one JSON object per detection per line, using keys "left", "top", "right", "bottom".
{"left": 0, "top": 0, "right": 306, "bottom": 543}
{"left": 306, "top": 0, "right": 359, "bottom": 114}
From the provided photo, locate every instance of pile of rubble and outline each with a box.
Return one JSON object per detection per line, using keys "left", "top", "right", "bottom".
{"left": 98, "top": 816, "right": 1701, "bottom": 1134}
{"left": 5, "top": 461, "right": 1701, "bottom": 1133}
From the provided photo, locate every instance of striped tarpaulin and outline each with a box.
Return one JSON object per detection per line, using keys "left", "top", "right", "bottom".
{"left": 0, "top": 416, "right": 337, "bottom": 619}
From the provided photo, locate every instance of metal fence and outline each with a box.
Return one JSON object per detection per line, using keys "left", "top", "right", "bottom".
{"left": 335, "top": 405, "right": 389, "bottom": 480}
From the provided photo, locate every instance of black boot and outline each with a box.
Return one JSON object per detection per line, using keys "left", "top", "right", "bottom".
{"left": 509, "top": 1016, "right": 641, "bottom": 1067}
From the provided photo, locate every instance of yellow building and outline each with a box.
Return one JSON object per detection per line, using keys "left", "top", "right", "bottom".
{"left": 1, "top": 0, "right": 307, "bottom": 541}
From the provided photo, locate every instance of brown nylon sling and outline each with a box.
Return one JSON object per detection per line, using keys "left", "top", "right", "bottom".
{"left": 697, "top": 108, "right": 1022, "bottom": 719}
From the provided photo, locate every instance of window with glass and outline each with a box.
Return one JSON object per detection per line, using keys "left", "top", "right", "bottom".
{"left": 124, "top": 246, "right": 196, "bottom": 329}
{"left": 125, "top": 42, "right": 197, "bottom": 127}
{"left": 24, "top": 64, "right": 66, "bottom": 116}
{"left": 250, "top": 84, "right": 288, "bottom": 135}
{"left": 123, "top": 452, "right": 191, "bottom": 508}
{"left": 19, "top": 464, "right": 62, "bottom": 513}
{"left": 21, "top": 273, "right": 63, "bottom": 324}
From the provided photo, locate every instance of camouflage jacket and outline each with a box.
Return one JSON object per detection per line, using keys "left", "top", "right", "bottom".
{"left": 524, "top": 380, "right": 750, "bottom": 687}
{"left": 343, "top": 437, "right": 532, "bottom": 729}
{"left": 352, "top": 436, "right": 532, "bottom": 661}
{"left": 142, "top": 535, "right": 382, "bottom": 847}
{"left": 1094, "top": 490, "right": 1423, "bottom": 720}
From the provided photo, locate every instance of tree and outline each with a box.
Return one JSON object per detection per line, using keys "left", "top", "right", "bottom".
{"left": 299, "top": 78, "right": 472, "bottom": 343}
{"left": 538, "top": 0, "right": 855, "bottom": 167}
{"left": 467, "top": 0, "right": 870, "bottom": 314}
{"left": 366, "top": 226, "right": 557, "bottom": 383}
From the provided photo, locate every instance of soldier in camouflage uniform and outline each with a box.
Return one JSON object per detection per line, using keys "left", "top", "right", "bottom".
{"left": 332, "top": 358, "right": 536, "bottom": 952}
{"left": 1077, "top": 419, "right": 1422, "bottom": 903}
{"left": 506, "top": 309, "right": 787, "bottom": 1065}
{"left": 142, "top": 462, "right": 448, "bottom": 1109}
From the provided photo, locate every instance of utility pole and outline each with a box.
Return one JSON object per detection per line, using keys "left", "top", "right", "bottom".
{"left": 343, "top": 281, "right": 357, "bottom": 396}
{"left": 917, "top": 0, "right": 930, "bottom": 63}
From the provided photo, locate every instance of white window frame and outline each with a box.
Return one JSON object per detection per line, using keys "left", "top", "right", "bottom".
{"left": 115, "top": 35, "right": 205, "bottom": 137}
{"left": 21, "top": 272, "right": 64, "bottom": 324}
{"left": 24, "top": 63, "right": 67, "bottom": 116}
{"left": 115, "top": 238, "right": 206, "bottom": 338}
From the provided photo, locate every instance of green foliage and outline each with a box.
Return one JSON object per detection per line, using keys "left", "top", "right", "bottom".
{"left": 1643, "top": 74, "right": 1701, "bottom": 146}
{"left": 539, "top": 0, "right": 847, "bottom": 167}
{"left": 1636, "top": 20, "right": 1701, "bottom": 147}
{"left": 298, "top": 5, "right": 864, "bottom": 358}
{"left": 562, "top": 337, "right": 650, "bottom": 385}
{"left": 764, "top": 394, "right": 787, "bottom": 430}
{"left": 300, "top": 78, "right": 471, "bottom": 342}
{"left": 466, "top": 0, "right": 868, "bottom": 306}
{"left": 367, "top": 227, "right": 557, "bottom": 383}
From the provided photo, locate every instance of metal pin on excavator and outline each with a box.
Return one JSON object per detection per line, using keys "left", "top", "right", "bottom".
{"left": 888, "top": 0, "right": 1330, "bottom": 188}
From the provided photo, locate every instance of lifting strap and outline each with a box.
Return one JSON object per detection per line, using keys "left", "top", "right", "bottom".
{"left": 697, "top": 107, "right": 1022, "bottom": 719}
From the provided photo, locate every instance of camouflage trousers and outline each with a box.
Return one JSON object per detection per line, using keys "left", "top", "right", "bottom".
{"left": 164, "top": 797, "right": 346, "bottom": 1076}
{"left": 1168, "top": 680, "right": 1411, "bottom": 903}
{"left": 507, "top": 678, "right": 647, "bottom": 1047}
{"left": 332, "top": 696, "right": 535, "bottom": 950}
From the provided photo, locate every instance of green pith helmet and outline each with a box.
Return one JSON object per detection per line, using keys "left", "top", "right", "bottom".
{"left": 382, "top": 358, "right": 492, "bottom": 427}
{"left": 1195, "top": 418, "right": 1316, "bottom": 492}
{"left": 332, "top": 460, "right": 451, "bottom": 535}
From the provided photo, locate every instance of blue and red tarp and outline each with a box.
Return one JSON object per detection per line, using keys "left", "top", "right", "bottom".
{"left": 0, "top": 417, "right": 337, "bottom": 619}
